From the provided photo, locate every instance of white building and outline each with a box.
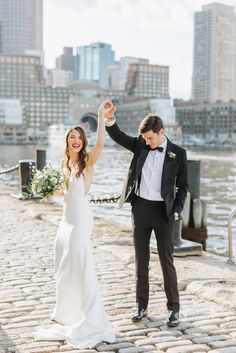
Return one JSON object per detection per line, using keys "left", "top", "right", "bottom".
{"left": 118, "top": 57, "right": 149, "bottom": 90}
{"left": 149, "top": 98, "right": 180, "bottom": 142}
{"left": 106, "top": 63, "right": 120, "bottom": 90}
{"left": 46, "top": 69, "right": 73, "bottom": 88}
{"left": 150, "top": 98, "right": 175, "bottom": 124}
{"left": 192, "top": 3, "right": 236, "bottom": 102}
{"left": 106, "top": 56, "right": 149, "bottom": 90}
{"left": 0, "top": 99, "right": 28, "bottom": 143}
{"left": 0, "top": 99, "right": 25, "bottom": 125}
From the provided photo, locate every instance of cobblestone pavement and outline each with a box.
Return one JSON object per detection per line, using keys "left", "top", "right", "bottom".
{"left": 1, "top": 184, "right": 236, "bottom": 353}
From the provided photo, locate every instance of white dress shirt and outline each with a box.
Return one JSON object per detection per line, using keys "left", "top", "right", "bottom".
{"left": 138, "top": 138, "right": 167, "bottom": 201}
{"left": 105, "top": 117, "right": 116, "bottom": 127}
{"left": 105, "top": 117, "right": 167, "bottom": 202}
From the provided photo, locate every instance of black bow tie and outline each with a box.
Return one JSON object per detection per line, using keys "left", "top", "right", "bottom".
{"left": 149, "top": 146, "right": 163, "bottom": 152}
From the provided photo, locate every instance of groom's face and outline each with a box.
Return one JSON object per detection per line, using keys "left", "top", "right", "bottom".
{"left": 142, "top": 129, "right": 164, "bottom": 148}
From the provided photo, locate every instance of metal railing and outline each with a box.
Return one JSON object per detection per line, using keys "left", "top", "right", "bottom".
{"left": 227, "top": 207, "right": 236, "bottom": 265}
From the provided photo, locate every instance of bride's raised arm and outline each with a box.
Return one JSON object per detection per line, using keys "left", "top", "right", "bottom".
{"left": 87, "top": 102, "right": 107, "bottom": 166}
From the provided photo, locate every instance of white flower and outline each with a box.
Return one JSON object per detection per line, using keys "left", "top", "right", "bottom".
{"left": 29, "top": 166, "right": 64, "bottom": 198}
{"left": 51, "top": 177, "right": 58, "bottom": 185}
{"left": 168, "top": 151, "right": 176, "bottom": 160}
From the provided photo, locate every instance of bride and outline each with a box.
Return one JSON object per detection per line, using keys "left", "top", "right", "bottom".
{"left": 35, "top": 101, "right": 115, "bottom": 348}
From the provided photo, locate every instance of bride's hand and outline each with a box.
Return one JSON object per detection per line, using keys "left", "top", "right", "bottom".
{"left": 98, "top": 101, "right": 107, "bottom": 117}
{"left": 98, "top": 100, "right": 116, "bottom": 119}
{"left": 43, "top": 193, "right": 53, "bottom": 203}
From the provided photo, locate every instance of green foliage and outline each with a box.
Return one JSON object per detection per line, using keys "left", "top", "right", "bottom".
{"left": 25, "top": 165, "right": 64, "bottom": 198}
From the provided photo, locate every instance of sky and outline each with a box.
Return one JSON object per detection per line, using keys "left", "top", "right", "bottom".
{"left": 43, "top": 0, "right": 236, "bottom": 100}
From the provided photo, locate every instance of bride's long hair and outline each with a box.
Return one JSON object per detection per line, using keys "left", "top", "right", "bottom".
{"left": 62, "top": 126, "right": 88, "bottom": 188}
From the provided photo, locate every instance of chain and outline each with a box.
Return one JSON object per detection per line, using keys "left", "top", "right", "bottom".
{"left": 89, "top": 194, "right": 120, "bottom": 204}
{"left": 0, "top": 163, "right": 120, "bottom": 204}
{"left": 0, "top": 164, "right": 19, "bottom": 175}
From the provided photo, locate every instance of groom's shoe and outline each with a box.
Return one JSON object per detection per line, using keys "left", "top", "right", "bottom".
{"left": 131, "top": 307, "right": 148, "bottom": 322}
{"left": 167, "top": 311, "right": 180, "bottom": 327}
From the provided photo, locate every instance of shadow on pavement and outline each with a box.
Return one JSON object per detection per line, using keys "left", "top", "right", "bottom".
{"left": 0, "top": 326, "right": 20, "bottom": 353}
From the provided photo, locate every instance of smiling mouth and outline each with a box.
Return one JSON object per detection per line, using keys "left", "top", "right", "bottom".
{"left": 72, "top": 144, "right": 81, "bottom": 149}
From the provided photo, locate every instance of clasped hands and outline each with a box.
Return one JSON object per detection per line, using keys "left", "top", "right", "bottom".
{"left": 98, "top": 100, "right": 116, "bottom": 120}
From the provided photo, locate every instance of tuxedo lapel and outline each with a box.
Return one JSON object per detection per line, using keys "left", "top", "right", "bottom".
{"left": 119, "top": 145, "right": 149, "bottom": 207}
{"left": 162, "top": 139, "right": 173, "bottom": 185}
{"left": 135, "top": 146, "right": 149, "bottom": 181}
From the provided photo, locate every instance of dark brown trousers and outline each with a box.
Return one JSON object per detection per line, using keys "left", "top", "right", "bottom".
{"left": 131, "top": 196, "right": 179, "bottom": 313}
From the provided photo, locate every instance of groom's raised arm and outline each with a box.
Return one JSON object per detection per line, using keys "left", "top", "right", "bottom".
{"left": 106, "top": 120, "right": 137, "bottom": 153}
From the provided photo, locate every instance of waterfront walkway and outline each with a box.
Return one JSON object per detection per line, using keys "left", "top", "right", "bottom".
{"left": 1, "top": 182, "right": 236, "bottom": 353}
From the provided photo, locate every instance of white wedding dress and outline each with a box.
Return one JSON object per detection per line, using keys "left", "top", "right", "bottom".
{"left": 35, "top": 169, "right": 115, "bottom": 348}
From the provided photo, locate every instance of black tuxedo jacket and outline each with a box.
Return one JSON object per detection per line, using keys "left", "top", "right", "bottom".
{"left": 106, "top": 122, "right": 188, "bottom": 220}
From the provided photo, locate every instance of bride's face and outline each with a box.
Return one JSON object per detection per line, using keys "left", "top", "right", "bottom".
{"left": 67, "top": 129, "right": 84, "bottom": 154}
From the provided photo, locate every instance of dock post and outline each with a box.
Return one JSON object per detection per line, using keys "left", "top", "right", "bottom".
{"left": 173, "top": 159, "right": 203, "bottom": 256}
{"left": 18, "top": 160, "right": 35, "bottom": 195}
{"left": 36, "top": 149, "right": 46, "bottom": 171}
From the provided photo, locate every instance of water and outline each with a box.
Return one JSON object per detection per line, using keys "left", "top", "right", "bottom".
{"left": 0, "top": 142, "right": 236, "bottom": 256}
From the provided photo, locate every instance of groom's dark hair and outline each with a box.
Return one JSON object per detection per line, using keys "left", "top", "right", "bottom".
{"left": 139, "top": 114, "right": 164, "bottom": 134}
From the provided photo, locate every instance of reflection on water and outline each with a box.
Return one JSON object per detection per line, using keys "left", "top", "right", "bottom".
{"left": 0, "top": 142, "right": 236, "bottom": 256}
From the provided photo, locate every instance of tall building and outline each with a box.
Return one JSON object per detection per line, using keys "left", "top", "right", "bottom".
{"left": 126, "top": 63, "right": 170, "bottom": 99}
{"left": 0, "top": 53, "right": 69, "bottom": 132}
{"left": 75, "top": 42, "right": 115, "bottom": 88}
{"left": 192, "top": 3, "right": 236, "bottom": 102}
{"left": 118, "top": 57, "right": 149, "bottom": 90}
{"left": 106, "top": 56, "right": 149, "bottom": 90}
{"left": 56, "top": 47, "right": 75, "bottom": 76}
{"left": 0, "top": 0, "right": 43, "bottom": 54}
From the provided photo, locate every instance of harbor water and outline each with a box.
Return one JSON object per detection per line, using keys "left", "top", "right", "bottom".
{"left": 0, "top": 140, "right": 236, "bottom": 256}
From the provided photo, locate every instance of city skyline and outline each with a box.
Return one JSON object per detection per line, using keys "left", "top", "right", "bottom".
{"left": 44, "top": 0, "right": 236, "bottom": 100}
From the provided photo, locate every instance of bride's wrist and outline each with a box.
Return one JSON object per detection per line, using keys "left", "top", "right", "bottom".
{"left": 98, "top": 111, "right": 105, "bottom": 119}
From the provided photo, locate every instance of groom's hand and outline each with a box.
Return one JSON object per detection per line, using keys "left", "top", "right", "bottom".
{"left": 98, "top": 100, "right": 115, "bottom": 116}
{"left": 106, "top": 105, "right": 116, "bottom": 119}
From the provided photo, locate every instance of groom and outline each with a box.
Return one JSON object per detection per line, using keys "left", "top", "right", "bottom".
{"left": 104, "top": 102, "right": 188, "bottom": 327}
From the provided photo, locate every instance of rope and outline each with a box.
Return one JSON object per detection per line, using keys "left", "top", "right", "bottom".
{"left": 0, "top": 164, "right": 19, "bottom": 175}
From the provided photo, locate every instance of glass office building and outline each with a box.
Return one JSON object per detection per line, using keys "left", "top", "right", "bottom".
{"left": 75, "top": 42, "right": 115, "bottom": 88}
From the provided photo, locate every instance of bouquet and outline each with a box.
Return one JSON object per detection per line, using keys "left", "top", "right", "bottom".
{"left": 25, "top": 165, "right": 64, "bottom": 200}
